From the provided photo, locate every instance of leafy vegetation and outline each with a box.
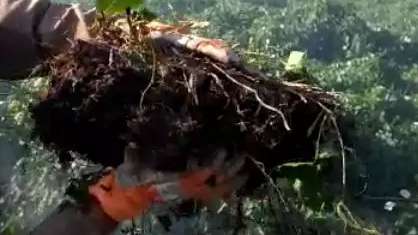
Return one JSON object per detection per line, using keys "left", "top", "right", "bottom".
{"left": 1, "top": 0, "right": 418, "bottom": 234}
{"left": 96, "top": 0, "right": 144, "bottom": 14}
{"left": 145, "top": 0, "right": 418, "bottom": 233}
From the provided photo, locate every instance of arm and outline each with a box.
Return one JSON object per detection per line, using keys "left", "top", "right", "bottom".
{"left": 29, "top": 159, "right": 246, "bottom": 235}
{"left": 0, "top": 0, "right": 93, "bottom": 80}
{"left": 29, "top": 170, "right": 160, "bottom": 235}
{"left": 29, "top": 198, "right": 119, "bottom": 235}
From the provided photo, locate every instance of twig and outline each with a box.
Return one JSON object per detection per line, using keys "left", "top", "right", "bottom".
{"left": 25, "top": 64, "right": 45, "bottom": 79}
{"left": 314, "top": 114, "right": 328, "bottom": 160}
{"left": 332, "top": 115, "right": 346, "bottom": 197}
{"left": 307, "top": 110, "right": 324, "bottom": 137}
{"left": 126, "top": 8, "right": 139, "bottom": 43}
{"left": 232, "top": 198, "right": 245, "bottom": 235}
{"left": 336, "top": 201, "right": 379, "bottom": 235}
{"left": 315, "top": 101, "right": 346, "bottom": 198}
{"left": 183, "top": 71, "right": 199, "bottom": 105}
{"left": 108, "top": 48, "right": 115, "bottom": 67}
{"left": 211, "top": 63, "right": 291, "bottom": 131}
{"left": 314, "top": 100, "right": 334, "bottom": 115}
{"left": 247, "top": 155, "right": 289, "bottom": 212}
{"left": 139, "top": 44, "right": 156, "bottom": 112}
{"left": 284, "top": 87, "right": 308, "bottom": 103}
{"left": 209, "top": 72, "right": 231, "bottom": 108}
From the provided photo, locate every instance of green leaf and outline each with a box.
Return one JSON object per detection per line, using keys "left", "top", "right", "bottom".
{"left": 284, "top": 51, "right": 307, "bottom": 73}
{"left": 96, "top": 0, "right": 144, "bottom": 14}
{"left": 137, "top": 6, "right": 158, "bottom": 20}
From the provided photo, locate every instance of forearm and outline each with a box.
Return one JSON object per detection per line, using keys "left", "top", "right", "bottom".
{"left": 0, "top": 0, "right": 93, "bottom": 80}
{"left": 29, "top": 197, "right": 118, "bottom": 235}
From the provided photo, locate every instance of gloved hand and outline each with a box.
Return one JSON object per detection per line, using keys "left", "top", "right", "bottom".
{"left": 88, "top": 169, "right": 163, "bottom": 222}
{"left": 175, "top": 149, "right": 247, "bottom": 204}
{"left": 0, "top": 0, "right": 94, "bottom": 79}
{"left": 88, "top": 146, "right": 248, "bottom": 222}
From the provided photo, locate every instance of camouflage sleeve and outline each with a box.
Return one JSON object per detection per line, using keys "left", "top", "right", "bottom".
{"left": 0, "top": 0, "right": 94, "bottom": 79}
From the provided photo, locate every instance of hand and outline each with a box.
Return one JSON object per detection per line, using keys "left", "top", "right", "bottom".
{"left": 178, "top": 166, "right": 247, "bottom": 204}
{"left": 98, "top": 147, "right": 248, "bottom": 221}
{"left": 88, "top": 169, "right": 162, "bottom": 222}
{"left": 179, "top": 168, "right": 234, "bottom": 202}
{"left": 138, "top": 149, "right": 248, "bottom": 204}
{"left": 177, "top": 150, "right": 248, "bottom": 203}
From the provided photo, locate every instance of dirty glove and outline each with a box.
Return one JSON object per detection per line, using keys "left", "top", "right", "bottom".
{"left": 88, "top": 169, "right": 163, "bottom": 222}
{"left": 116, "top": 145, "right": 247, "bottom": 204}
{"left": 88, "top": 147, "right": 247, "bottom": 222}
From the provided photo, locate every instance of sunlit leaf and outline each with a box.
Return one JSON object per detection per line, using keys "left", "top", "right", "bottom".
{"left": 284, "top": 51, "right": 307, "bottom": 73}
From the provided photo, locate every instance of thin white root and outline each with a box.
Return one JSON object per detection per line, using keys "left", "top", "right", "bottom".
{"left": 211, "top": 63, "right": 291, "bottom": 131}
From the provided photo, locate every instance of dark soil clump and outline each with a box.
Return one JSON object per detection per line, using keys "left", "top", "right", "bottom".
{"left": 31, "top": 26, "right": 338, "bottom": 190}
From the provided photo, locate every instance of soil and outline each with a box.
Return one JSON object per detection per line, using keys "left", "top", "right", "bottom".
{"left": 30, "top": 25, "right": 338, "bottom": 191}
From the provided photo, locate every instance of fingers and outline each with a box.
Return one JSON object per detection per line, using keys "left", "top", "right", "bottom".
{"left": 117, "top": 143, "right": 182, "bottom": 188}
{"left": 178, "top": 153, "right": 247, "bottom": 203}
{"left": 88, "top": 169, "right": 161, "bottom": 222}
{"left": 180, "top": 173, "right": 246, "bottom": 203}
{"left": 96, "top": 146, "right": 248, "bottom": 221}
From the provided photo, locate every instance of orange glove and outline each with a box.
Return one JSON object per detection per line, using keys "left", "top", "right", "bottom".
{"left": 89, "top": 151, "right": 247, "bottom": 222}
{"left": 178, "top": 168, "right": 237, "bottom": 204}
{"left": 88, "top": 169, "right": 162, "bottom": 222}
{"left": 178, "top": 154, "right": 247, "bottom": 204}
